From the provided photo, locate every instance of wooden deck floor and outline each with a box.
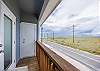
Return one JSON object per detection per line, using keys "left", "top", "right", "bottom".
{"left": 16, "top": 56, "right": 39, "bottom": 71}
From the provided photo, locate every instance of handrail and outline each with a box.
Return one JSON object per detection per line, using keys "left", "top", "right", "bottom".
{"left": 36, "top": 41, "right": 79, "bottom": 71}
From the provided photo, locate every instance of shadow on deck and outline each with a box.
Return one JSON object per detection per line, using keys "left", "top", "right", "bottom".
{"left": 16, "top": 56, "right": 39, "bottom": 71}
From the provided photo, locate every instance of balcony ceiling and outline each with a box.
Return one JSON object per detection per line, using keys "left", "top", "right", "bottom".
{"left": 18, "top": 0, "right": 44, "bottom": 19}
{"left": 3, "top": 0, "right": 61, "bottom": 23}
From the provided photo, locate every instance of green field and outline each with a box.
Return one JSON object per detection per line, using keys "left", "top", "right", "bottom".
{"left": 44, "top": 37, "right": 100, "bottom": 55}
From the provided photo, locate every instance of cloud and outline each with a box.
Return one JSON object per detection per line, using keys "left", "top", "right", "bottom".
{"left": 42, "top": 0, "right": 99, "bottom": 37}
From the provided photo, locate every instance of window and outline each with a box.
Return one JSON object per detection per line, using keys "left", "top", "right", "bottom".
{"left": 40, "top": 0, "right": 100, "bottom": 70}
{"left": 4, "top": 15, "right": 12, "bottom": 70}
{"left": 41, "top": 0, "right": 100, "bottom": 55}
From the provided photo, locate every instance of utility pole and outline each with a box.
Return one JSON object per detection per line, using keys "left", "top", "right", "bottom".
{"left": 73, "top": 24, "right": 75, "bottom": 43}
{"left": 53, "top": 31, "right": 54, "bottom": 40}
{"left": 47, "top": 32, "right": 48, "bottom": 40}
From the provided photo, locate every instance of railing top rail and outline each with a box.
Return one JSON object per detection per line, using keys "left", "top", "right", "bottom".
{"left": 37, "top": 41, "right": 79, "bottom": 71}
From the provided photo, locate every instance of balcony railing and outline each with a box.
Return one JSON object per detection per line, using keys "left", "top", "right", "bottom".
{"left": 36, "top": 41, "right": 79, "bottom": 71}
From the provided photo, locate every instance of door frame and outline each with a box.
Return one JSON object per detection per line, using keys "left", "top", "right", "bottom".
{"left": 0, "top": 0, "right": 16, "bottom": 71}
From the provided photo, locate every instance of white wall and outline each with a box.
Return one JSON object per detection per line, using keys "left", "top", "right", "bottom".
{"left": 20, "top": 22, "right": 37, "bottom": 58}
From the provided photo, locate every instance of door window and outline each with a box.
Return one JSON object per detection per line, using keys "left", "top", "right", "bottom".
{"left": 4, "top": 15, "right": 12, "bottom": 70}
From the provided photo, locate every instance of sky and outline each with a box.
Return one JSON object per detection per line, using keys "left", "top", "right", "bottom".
{"left": 42, "top": 0, "right": 100, "bottom": 37}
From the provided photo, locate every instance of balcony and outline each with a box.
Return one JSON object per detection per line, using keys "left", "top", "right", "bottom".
{"left": 0, "top": 0, "right": 99, "bottom": 71}
{"left": 16, "top": 41, "right": 79, "bottom": 71}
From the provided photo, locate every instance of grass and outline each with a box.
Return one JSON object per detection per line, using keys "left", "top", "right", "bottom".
{"left": 43, "top": 37, "right": 100, "bottom": 55}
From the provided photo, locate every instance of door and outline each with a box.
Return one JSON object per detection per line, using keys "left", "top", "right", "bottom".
{"left": 20, "top": 22, "right": 37, "bottom": 58}
{"left": 0, "top": 1, "right": 16, "bottom": 71}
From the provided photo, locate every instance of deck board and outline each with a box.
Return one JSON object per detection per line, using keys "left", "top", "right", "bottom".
{"left": 16, "top": 56, "right": 39, "bottom": 71}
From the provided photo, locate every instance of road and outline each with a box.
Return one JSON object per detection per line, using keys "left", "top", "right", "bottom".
{"left": 44, "top": 41, "right": 100, "bottom": 71}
